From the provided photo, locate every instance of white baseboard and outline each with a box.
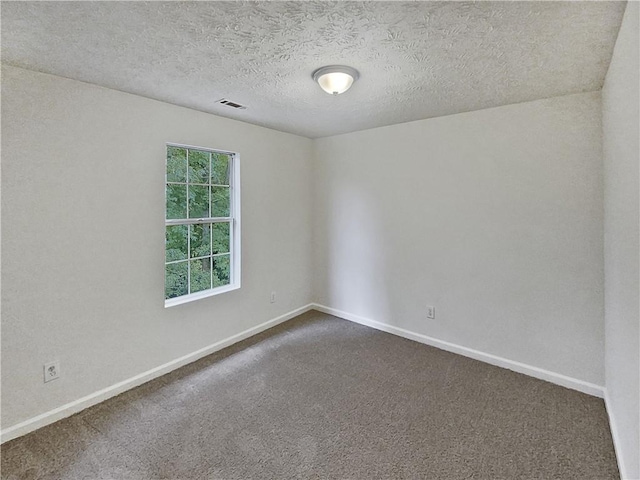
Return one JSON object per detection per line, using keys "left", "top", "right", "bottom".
{"left": 604, "top": 390, "right": 630, "bottom": 480}
{"left": 0, "top": 303, "right": 314, "bottom": 444}
{"left": 2, "top": 303, "right": 606, "bottom": 444}
{"left": 312, "top": 303, "right": 605, "bottom": 399}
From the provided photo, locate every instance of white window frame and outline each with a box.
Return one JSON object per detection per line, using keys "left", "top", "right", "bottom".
{"left": 164, "top": 143, "right": 241, "bottom": 307}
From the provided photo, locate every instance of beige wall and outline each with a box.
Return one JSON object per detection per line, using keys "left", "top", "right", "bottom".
{"left": 602, "top": 2, "right": 640, "bottom": 478}
{"left": 313, "top": 92, "right": 605, "bottom": 386}
{"left": 1, "top": 65, "right": 315, "bottom": 429}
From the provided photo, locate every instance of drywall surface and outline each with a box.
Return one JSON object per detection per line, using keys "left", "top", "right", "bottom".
{"left": 602, "top": 2, "right": 640, "bottom": 478}
{"left": 1, "top": 66, "right": 314, "bottom": 428}
{"left": 313, "top": 92, "right": 605, "bottom": 386}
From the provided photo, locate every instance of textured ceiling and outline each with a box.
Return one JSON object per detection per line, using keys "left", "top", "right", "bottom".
{"left": 1, "top": 1, "right": 626, "bottom": 138}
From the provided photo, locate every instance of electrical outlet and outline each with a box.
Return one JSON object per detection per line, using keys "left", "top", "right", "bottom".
{"left": 270, "top": 291, "right": 276, "bottom": 303}
{"left": 426, "top": 306, "right": 436, "bottom": 319}
{"left": 44, "top": 361, "right": 60, "bottom": 383}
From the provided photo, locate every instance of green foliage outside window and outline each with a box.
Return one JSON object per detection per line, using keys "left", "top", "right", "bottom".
{"left": 165, "top": 146, "right": 233, "bottom": 300}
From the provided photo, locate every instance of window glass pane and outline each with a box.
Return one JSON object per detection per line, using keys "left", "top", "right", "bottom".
{"left": 190, "top": 257, "right": 211, "bottom": 293}
{"left": 190, "top": 223, "right": 211, "bottom": 258}
{"left": 165, "top": 145, "right": 237, "bottom": 302}
{"left": 165, "top": 262, "right": 188, "bottom": 299}
{"left": 213, "top": 254, "right": 231, "bottom": 287}
{"left": 212, "top": 222, "right": 230, "bottom": 254}
{"left": 166, "top": 184, "right": 187, "bottom": 219}
{"left": 188, "top": 185, "right": 209, "bottom": 218}
{"left": 188, "top": 150, "right": 209, "bottom": 184}
{"left": 211, "top": 153, "right": 230, "bottom": 185}
{"left": 167, "top": 146, "right": 187, "bottom": 182}
{"left": 166, "top": 225, "right": 188, "bottom": 262}
{"left": 211, "top": 187, "right": 230, "bottom": 217}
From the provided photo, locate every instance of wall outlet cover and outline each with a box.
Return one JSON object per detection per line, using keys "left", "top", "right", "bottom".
{"left": 44, "top": 361, "right": 60, "bottom": 383}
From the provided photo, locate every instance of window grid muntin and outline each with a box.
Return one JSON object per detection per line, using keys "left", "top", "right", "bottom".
{"left": 166, "top": 183, "right": 229, "bottom": 188}
{"left": 208, "top": 151, "right": 212, "bottom": 232}
{"left": 165, "top": 144, "right": 235, "bottom": 300}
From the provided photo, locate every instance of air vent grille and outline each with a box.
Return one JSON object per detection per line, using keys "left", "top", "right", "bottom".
{"left": 216, "top": 99, "right": 247, "bottom": 110}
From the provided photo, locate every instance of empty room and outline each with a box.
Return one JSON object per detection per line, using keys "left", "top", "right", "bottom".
{"left": 1, "top": 1, "right": 638, "bottom": 479}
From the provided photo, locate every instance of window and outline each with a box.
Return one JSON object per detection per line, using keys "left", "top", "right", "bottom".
{"left": 165, "top": 144, "right": 240, "bottom": 306}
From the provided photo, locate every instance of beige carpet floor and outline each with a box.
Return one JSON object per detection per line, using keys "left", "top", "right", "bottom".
{"left": 1, "top": 310, "right": 619, "bottom": 479}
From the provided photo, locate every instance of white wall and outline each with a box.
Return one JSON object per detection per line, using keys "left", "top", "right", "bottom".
{"left": 602, "top": 2, "right": 640, "bottom": 478}
{"left": 313, "top": 92, "right": 605, "bottom": 386}
{"left": 1, "top": 66, "right": 314, "bottom": 430}
{"left": 2, "top": 59, "right": 629, "bottom": 464}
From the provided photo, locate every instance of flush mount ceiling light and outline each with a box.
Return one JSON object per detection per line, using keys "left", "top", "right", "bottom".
{"left": 312, "top": 65, "right": 359, "bottom": 95}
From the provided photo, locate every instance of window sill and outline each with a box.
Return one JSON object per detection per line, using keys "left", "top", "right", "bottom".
{"left": 164, "top": 283, "right": 240, "bottom": 308}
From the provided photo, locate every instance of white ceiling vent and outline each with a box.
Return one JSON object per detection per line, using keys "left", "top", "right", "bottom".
{"left": 216, "top": 99, "right": 247, "bottom": 110}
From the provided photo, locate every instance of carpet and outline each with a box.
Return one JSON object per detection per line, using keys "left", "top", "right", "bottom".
{"left": 1, "top": 310, "right": 619, "bottom": 479}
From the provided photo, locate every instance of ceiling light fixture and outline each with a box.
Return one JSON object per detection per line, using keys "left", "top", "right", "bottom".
{"left": 312, "top": 65, "right": 359, "bottom": 95}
